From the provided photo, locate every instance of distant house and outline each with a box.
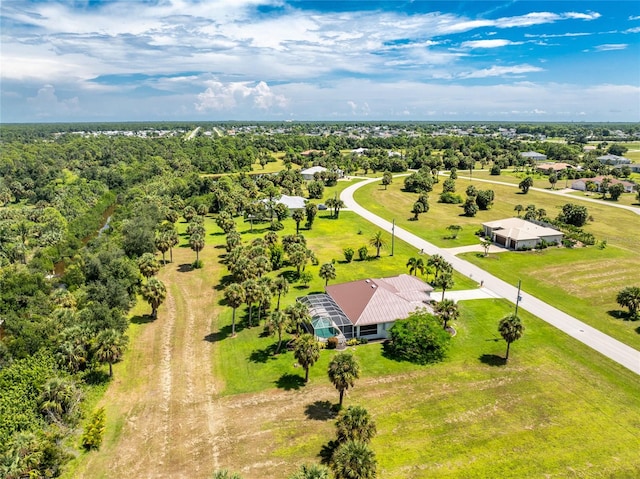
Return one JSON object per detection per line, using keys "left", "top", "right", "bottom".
{"left": 629, "top": 164, "right": 640, "bottom": 173}
{"left": 535, "top": 162, "right": 575, "bottom": 173}
{"left": 351, "top": 147, "right": 368, "bottom": 155}
{"left": 261, "top": 194, "right": 307, "bottom": 211}
{"left": 597, "top": 154, "right": 631, "bottom": 165}
{"left": 482, "top": 218, "right": 563, "bottom": 250}
{"left": 300, "top": 165, "right": 327, "bottom": 181}
{"left": 571, "top": 176, "right": 636, "bottom": 193}
{"left": 299, "top": 274, "right": 433, "bottom": 341}
{"left": 520, "top": 151, "right": 547, "bottom": 162}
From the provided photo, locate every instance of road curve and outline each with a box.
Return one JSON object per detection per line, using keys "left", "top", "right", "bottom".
{"left": 341, "top": 177, "right": 640, "bottom": 375}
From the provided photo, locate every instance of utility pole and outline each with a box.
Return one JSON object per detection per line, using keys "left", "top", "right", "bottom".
{"left": 391, "top": 219, "right": 395, "bottom": 256}
{"left": 515, "top": 279, "right": 522, "bottom": 316}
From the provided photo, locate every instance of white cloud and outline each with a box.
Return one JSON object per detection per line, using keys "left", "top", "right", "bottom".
{"left": 524, "top": 32, "right": 591, "bottom": 38}
{"left": 458, "top": 64, "right": 544, "bottom": 79}
{"left": 594, "top": 44, "right": 628, "bottom": 52}
{"left": 26, "top": 84, "right": 79, "bottom": 117}
{"left": 461, "top": 39, "right": 519, "bottom": 49}
{"left": 195, "top": 80, "right": 287, "bottom": 111}
{"left": 564, "top": 12, "right": 601, "bottom": 21}
{"left": 624, "top": 26, "right": 640, "bottom": 33}
{"left": 628, "top": 15, "right": 640, "bottom": 20}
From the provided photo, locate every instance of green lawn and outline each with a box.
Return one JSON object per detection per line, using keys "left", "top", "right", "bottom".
{"left": 353, "top": 177, "right": 640, "bottom": 349}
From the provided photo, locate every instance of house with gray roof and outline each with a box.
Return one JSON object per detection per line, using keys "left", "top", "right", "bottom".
{"left": 597, "top": 154, "right": 631, "bottom": 165}
{"left": 483, "top": 218, "right": 563, "bottom": 250}
{"left": 299, "top": 274, "right": 433, "bottom": 341}
{"left": 520, "top": 151, "right": 547, "bottom": 162}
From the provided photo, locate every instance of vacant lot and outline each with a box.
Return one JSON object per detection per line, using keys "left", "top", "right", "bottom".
{"left": 354, "top": 176, "right": 640, "bottom": 349}
{"left": 66, "top": 208, "right": 640, "bottom": 479}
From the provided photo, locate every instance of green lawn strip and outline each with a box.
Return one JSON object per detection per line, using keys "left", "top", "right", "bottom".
{"left": 460, "top": 246, "right": 640, "bottom": 350}
{"left": 262, "top": 299, "right": 640, "bottom": 477}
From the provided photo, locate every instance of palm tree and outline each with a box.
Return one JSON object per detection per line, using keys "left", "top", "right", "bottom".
{"left": 433, "top": 298, "right": 459, "bottom": 330}
{"left": 242, "top": 278, "right": 260, "bottom": 327}
{"left": 268, "top": 310, "right": 289, "bottom": 354}
{"left": 292, "top": 209, "right": 305, "bottom": 234}
{"left": 433, "top": 271, "right": 454, "bottom": 301}
{"left": 93, "top": 329, "right": 127, "bottom": 377}
{"left": 514, "top": 204, "right": 524, "bottom": 217}
{"left": 166, "top": 228, "right": 179, "bottom": 263}
{"left": 426, "top": 254, "right": 449, "bottom": 281}
{"left": 155, "top": 233, "right": 170, "bottom": 264}
{"left": 224, "top": 283, "right": 245, "bottom": 337}
{"left": 189, "top": 232, "right": 205, "bottom": 266}
{"left": 137, "top": 252, "right": 160, "bottom": 279}
{"left": 616, "top": 286, "right": 640, "bottom": 318}
{"left": 368, "top": 231, "right": 387, "bottom": 258}
{"left": 319, "top": 262, "right": 337, "bottom": 286}
{"left": 406, "top": 257, "right": 425, "bottom": 276}
{"left": 498, "top": 313, "right": 525, "bottom": 362}
{"left": 294, "top": 334, "right": 320, "bottom": 382}
{"left": 289, "top": 463, "right": 330, "bottom": 479}
{"left": 331, "top": 440, "right": 377, "bottom": 479}
{"left": 335, "top": 406, "right": 377, "bottom": 444}
{"left": 255, "top": 281, "right": 272, "bottom": 324}
{"left": 273, "top": 276, "right": 289, "bottom": 310}
{"left": 328, "top": 352, "right": 361, "bottom": 408}
{"left": 38, "top": 376, "right": 79, "bottom": 422}
{"left": 446, "top": 224, "right": 462, "bottom": 239}
{"left": 253, "top": 255, "right": 272, "bottom": 278}
{"left": 285, "top": 301, "right": 311, "bottom": 336}
{"left": 411, "top": 201, "right": 424, "bottom": 220}
{"left": 334, "top": 199, "right": 346, "bottom": 218}
{"left": 140, "top": 278, "right": 167, "bottom": 319}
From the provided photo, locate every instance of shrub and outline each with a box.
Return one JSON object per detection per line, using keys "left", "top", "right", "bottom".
{"left": 463, "top": 198, "right": 479, "bottom": 217}
{"left": 347, "top": 339, "right": 359, "bottom": 347}
{"left": 192, "top": 259, "right": 203, "bottom": 269}
{"left": 82, "top": 407, "right": 106, "bottom": 450}
{"left": 270, "top": 220, "right": 284, "bottom": 231}
{"left": 490, "top": 164, "right": 501, "bottom": 175}
{"left": 387, "top": 311, "right": 450, "bottom": 364}
{"left": 327, "top": 337, "right": 339, "bottom": 349}
{"left": 358, "top": 245, "right": 368, "bottom": 261}
{"left": 439, "top": 192, "right": 463, "bottom": 204}
{"left": 343, "top": 247, "right": 355, "bottom": 263}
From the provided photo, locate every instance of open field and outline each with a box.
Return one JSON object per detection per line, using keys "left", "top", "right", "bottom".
{"left": 63, "top": 206, "right": 640, "bottom": 479}
{"left": 353, "top": 177, "right": 640, "bottom": 349}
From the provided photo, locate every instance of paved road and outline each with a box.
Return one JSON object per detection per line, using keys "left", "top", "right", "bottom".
{"left": 341, "top": 177, "right": 640, "bottom": 375}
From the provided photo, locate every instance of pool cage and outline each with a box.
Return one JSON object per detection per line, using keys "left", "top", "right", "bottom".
{"left": 297, "top": 294, "right": 354, "bottom": 341}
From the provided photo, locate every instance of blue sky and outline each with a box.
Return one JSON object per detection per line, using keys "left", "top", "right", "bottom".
{"left": 1, "top": 0, "right": 639, "bottom": 122}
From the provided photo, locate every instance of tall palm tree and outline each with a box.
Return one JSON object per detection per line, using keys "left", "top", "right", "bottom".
{"left": 514, "top": 204, "right": 524, "bottom": 217}
{"left": 368, "top": 231, "right": 387, "bottom": 258}
{"left": 255, "top": 282, "right": 272, "bottom": 324}
{"left": 137, "top": 252, "right": 160, "bottom": 279}
{"left": 268, "top": 310, "right": 289, "bottom": 354}
{"left": 189, "top": 232, "right": 205, "bottom": 266}
{"left": 426, "top": 254, "right": 449, "bottom": 281}
{"left": 166, "top": 228, "right": 179, "bottom": 263}
{"left": 224, "top": 283, "right": 245, "bottom": 337}
{"left": 289, "top": 463, "right": 331, "bottom": 479}
{"left": 334, "top": 199, "right": 346, "bottom": 218}
{"left": 285, "top": 301, "right": 311, "bottom": 337}
{"left": 292, "top": 209, "right": 305, "bottom": 235}
{"left": 433, "top": 271, "right": 454, "bottom": 301}
{"left": 319, "top": 262, "right": 337, "bottom": 286}
{"left": 155, "top": 233, "right": 170, "bottom": 264}
{"left": 331, "top": 440, "right": 377, "bottom": 479}
{"left": 273, "top": 276, "right": 289, "bottom": 310}
{"left": 328, "top": 352, "right": 361, "bottom": 408}
{"left": 433, "top": 299, "right": 459, "bottom": 330}
{"left": 140, "top": 278, "right": 167, "bottom": 319}
{"left": 93, "top": 329, "right": 127, "bottom": 377}
{"left": 498, "top": 313, "right": 525, "bottom": 362}
{"left": 294, "top": 334, "right": 320, "bottom": 382}
{"left": 242, "top": 278, "right": 260, "bottom": 327}
{"left": 335, "top": 406, "right": 377, "bottom": 444}
{"left": 616, "top": 286, "right": 640, "bottom": 318}
{"left": 405, "top": 257, "right": 425, "bottom": 276}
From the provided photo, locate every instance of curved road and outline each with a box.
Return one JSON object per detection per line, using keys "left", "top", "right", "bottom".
{"left": 341, "top": 177, "right": 640, "bottom": 375}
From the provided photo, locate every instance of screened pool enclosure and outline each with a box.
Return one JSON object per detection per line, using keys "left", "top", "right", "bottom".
{"left": 297, "top": 294, "right": 354, "bottom": 341}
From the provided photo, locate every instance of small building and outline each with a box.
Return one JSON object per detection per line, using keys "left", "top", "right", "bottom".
{"left": 261, "top": 194, "right": 307, "bottom": 211}
{"left": 597, "top": 154, "right": 631, "bottom": 165}
{"left": 535, "top": 162, "right": 575, "bottom": 173}
{"left": 482, "top": 218, "right": 563, "bottom": 250}
{"left": 628, "top": 164, "right": 640, "bottom": 173}
{"left": 299, "top": 274, "right": 433, "bottom": 341}
{"left": 300, "top": 166, "right": 327, "bottom": 181}
{"left": 520, "top": 151, "right": 547, "bottom": 162}
{"left": 571, "top": 176, "right": 636, "bottom": 193}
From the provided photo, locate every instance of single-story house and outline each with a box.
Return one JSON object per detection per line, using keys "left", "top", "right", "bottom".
{"left": 571, "top": 176, "right": 636, "bottom": 193}
{"left": 261, "top": 194, "right": 307, "bottom": 212}
{"left": 629, "top": 164, "right": 640, "bottom": 173}
{"left": 483, "top": 218, "right": 563, "bottom": 250}
{"left": 597, "top": 154, "right": 631, "bottom": 165}
{"left": 300, "top": 166, "right": 327, "bottom": 181}
{"left": 299, "top": 274, "right": 433, "bottom": 342}
{"left": 535, "top": 162, "right": 575, "bottom": 173}
{"left": 520, "top": 151, "right": 547, "bottom": 162}
{"left": 351, "top": 147, "right": 368, "bottom": 155}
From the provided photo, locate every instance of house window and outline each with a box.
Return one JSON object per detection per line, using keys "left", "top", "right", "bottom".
{"left": 359, "top": 324, "right": 378, "bottom": 336}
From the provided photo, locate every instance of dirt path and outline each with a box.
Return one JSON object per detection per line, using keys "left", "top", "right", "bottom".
{"left": 73, "top": 248, "right": 224, "bottom": 478}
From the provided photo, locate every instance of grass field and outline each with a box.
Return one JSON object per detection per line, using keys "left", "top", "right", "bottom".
{"left": 353, "top": 176, "right": 640, "bottom": 350}
{"left": 65, "top": 205, "right": 640, "bottom": 478}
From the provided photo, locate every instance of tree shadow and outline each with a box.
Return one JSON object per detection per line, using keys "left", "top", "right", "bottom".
{"left": 177, "top": 263, "right": 193, "bottom": 273}
{"left": 607, "top": 309, "right": 637, "bottom": 321}
{"left": 275, "top": 373, "right": 305, "bottom": 390}
{"left": 249, "top": 343, "right": 279, "bottom": 363}
{"left": 304, "top": 400, "right": 337, "bottom": 421}
{"left": 280, "top": 270, "right": 299, "bottom": 283}
{"left": 82, "top": 369, "right": 111, "bottom": 386}
{"left": 214, "top": 274, "right": 236, "bottom": 292}
{"left": 479, "top": 354, "right": 506, "bottom": 366}
{"left": 295, "top": 285, "right": 311, "bottom": 290}
{"left": 319, "top": 440, "right": 339, "bottom": 465}
{"left": 203, "top": 324, "right": 239, "bottom": 343}
{"left": 380, "top": 340, "right": 403, "bottom": 363}
{"left": 130, "top": 314, "right": 154, "bottom": 324}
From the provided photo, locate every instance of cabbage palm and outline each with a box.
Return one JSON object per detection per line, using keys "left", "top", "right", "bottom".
{"left": 498, "top": 313, "right": 525, "bottom": 362}
{"left": 328, "top": 352, "right": 360, "bottom": 408}
{"left": 335, "top": 406, "right": 377, "bottom": 444}
{"left": 140, "top": 278, "right": 167, "bottom": 319}
{"left": 331, "top": 440, "right": 377, "bottom": 479}
{"left": 224, "top": 283, "right": 245, "bottom": 337}
{"left": 294, "top": 334, "right": 320, "bottom": 382}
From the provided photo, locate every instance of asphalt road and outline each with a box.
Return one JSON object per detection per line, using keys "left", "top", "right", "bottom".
{"left": 341, "top": 177, "right": 640, "bottom": 375}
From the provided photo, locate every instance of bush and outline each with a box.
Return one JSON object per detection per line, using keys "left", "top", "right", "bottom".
{"left": 387, "top": 311, "right": 450, "bottom": 364}
{"left": 463, "top": 198, "right": 479, "bottom": 217}
{"left": 347, "top": 339, "right": 359, "bottom": 346}
{"left": 490, "top": 164, "right": 501, "bottom": 175}
{"left": 192, "top": 259, "right": 203, "bottom": 269}
{"left": 343, "top": 247, "right": 355, "bottom": 263}
{"left": 82, "top": 407, "right": 106, "bottom": 450}
{"left": 439, "top": 192, "right": 463, "bottom": 204}
{"left": 270, "top": 220, "right": 284, "bottom": 231}
{"left": 327, "top": 337, "right": 339, "bottom": 349}
{"left": 358, "top": 246, "right": 368, "bottom": 261}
